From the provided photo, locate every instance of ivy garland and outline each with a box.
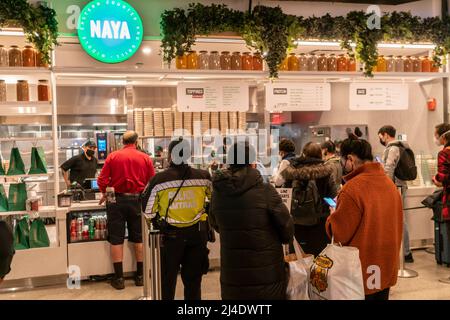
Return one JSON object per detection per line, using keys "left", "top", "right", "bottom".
{"left": 161, "top": 3, "right": 450, "bottom": 78}
{"left": 0, "top": 0, "right": 58, "bottom": 64}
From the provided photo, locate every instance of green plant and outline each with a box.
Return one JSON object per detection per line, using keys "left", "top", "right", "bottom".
{"left": 0, "top": 0, "right": 58, "bottom": 64}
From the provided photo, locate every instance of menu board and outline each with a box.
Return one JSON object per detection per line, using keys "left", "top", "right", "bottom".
{"left": 177, "top": 82, "right": 249, "bottom": 112}
{"left": 265, "top": 83, "right": 331, "bottom": 112}
{"left": 349, "top": 83, "right": 409, "bottom": 110}
{"left": 276, "top": 188, "right": 293, "bottom": 213}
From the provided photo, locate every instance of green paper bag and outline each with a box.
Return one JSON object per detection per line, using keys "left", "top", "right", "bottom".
{"left": 0, "top": 184, "right": 8, "bottom": 212}
{"left": 7, "top": 147, "right": 25, "bottom": 175}
{"left": 14, "top": 217, "right": 29, "bottom": 250}
{"left": 29, "top": 218, "right": 50, "bottom": 248}
{"left": 0, "top": 159, "right": 5, "bottom": 175}
{"left": 28, "top": 147, "right": 48, "bottom": 174}
{"left": 8, "top": 183, "right": 27, "bottom": 211}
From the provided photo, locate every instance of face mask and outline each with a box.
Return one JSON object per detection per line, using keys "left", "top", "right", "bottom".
{"left": 86, "top": 149, "right": 95, "bottom": 157}
{"left": 379, "top": 138, "right": 386, "bottom": 147}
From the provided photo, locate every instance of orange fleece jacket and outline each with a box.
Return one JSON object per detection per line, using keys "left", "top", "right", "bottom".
{"left": 326, "top": 162, "right": 403, "bottom": 296}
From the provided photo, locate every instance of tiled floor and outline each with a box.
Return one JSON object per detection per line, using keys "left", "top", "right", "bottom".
{"left": 1, "top": 249, "right": 450, "bottom": 300}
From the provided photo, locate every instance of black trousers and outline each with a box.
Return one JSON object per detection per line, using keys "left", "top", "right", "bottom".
{"left": 365, "top": 288, "right": 390, "bottom": 300}
{"left": 294, "top": 217, "right": 329, "bottom": 257}
{"left": 161, "top": 224, "right": 209, "bottom": 300}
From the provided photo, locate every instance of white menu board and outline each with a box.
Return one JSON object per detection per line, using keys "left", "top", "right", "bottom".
{"left": 276, "top": 188, "right": 293, "bottom": 213}
{"left": 349, "top": 83, "right": 409, "bottom": 110}
{"left": 177, "top": 82, "right": 249, "bottom": 112}
{"left": 265, "top": 83, "right": 331, "bottom": 112}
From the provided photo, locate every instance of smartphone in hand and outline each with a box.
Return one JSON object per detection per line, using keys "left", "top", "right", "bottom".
{"left": 324, "top": 197, "right": 337, "bottom": 208}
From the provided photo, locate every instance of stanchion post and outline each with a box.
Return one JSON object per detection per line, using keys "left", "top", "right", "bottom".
{"left": 398, "top": 187, "right": 418, "bottom": 278}
{"left": 139, "top": 213, "right": 152, "bottom": 300}
{"left": 149, "top": 230, "right": 162, "bottom": 300}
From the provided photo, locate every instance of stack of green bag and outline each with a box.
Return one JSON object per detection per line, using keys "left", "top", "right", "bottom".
{"left": 5, "top": 146, "right": 47, "bottom": 176}
{"left": 14, "top": 216, "right": 50, "bottom": 250}
{"left": 7, "top": 147, "right": 26, "bottom": 175}
{"left": 0, "top": 183, "right": 27, "bottom": 212}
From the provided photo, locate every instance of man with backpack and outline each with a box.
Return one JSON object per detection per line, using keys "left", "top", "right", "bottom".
{"left": 378, "top": 125, "right": 418, "bottom": 263}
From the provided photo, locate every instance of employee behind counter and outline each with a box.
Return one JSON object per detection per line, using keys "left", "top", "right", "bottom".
{"left": 60, "top": 140, "right": 98, "bottom": 188}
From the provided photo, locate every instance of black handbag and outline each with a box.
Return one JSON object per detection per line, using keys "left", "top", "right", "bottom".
{"left": 422, "top": 189, "right": 444, "bottom": 209}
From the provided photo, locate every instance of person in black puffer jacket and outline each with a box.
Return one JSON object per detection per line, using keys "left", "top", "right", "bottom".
{"left": 210, "top": 142, "right": 294, "bottom": 300}
{"left": 0, "top": 220, "right": 14, "bottom": 284}
{"left": 282, "top": 142, "right": 337, "bottom": 257}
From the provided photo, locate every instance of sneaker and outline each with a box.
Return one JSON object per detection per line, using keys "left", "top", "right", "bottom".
{"left": 405, "top": 253, "right": 414, "bottom": 263}
{"left": 134, "top": 274, "right": 144, "bottom": 287}
{"left": 111, "top": 277, "right": 125, "bottom": 290}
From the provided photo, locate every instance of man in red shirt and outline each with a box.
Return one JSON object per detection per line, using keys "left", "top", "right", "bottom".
{"left": 97, "top": 131, "right": 155, "bottom": 290}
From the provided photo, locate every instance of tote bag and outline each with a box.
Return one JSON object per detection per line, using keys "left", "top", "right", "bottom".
{"left": 29, "top": 218, "right": 50, "bottom": 248}
{"left": 286, "top": 239, "right": 314, "bottom": 300}
{"left": 14, "top": 217, "right": 30, "bottom": 250}
{"left": 28, "top": 146, "right": 48, "bottom": 174}
{"left": 0, "top": 184, "right": 8, "bottom": 212}
{"left": 309, "top": 239, "right": 365, "bottom": 300}
{"left": 8, "top": 183, "right": 27, "bottom": 211}
{"left": 7, "top": 147, "right": 26, "bottom": 175}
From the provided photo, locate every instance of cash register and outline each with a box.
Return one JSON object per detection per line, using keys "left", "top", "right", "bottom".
{"left": 82, "top": 179, "right": 101, "bottom": 201}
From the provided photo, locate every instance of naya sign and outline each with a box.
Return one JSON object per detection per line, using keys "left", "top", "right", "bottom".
{"left": 77, "top": 0, "right": 143, "bottom": 63}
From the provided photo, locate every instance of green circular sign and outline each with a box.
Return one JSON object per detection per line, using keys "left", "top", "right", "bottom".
{"left": 77, "top": 0, "right": 143, "bottom": 64}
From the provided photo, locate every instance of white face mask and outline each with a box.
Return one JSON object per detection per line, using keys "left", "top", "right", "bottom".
{"left": 435, "top": 138, "right": 442, "bottom": 146}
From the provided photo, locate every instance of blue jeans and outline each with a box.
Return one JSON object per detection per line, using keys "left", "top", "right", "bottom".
{"left": 401, "top": 187, "right": 411, "bottom": 256}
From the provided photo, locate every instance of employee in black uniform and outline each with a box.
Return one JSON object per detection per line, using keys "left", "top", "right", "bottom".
{"left": 60, "top": 140, "right": 98, "bottom": 188}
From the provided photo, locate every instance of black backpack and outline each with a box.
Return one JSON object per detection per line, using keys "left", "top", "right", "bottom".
{"left": 291, "top": 179, "right": 323, "bottom": 225}
{"left": 391, "top": 142, "right": 417, "bottom": 181}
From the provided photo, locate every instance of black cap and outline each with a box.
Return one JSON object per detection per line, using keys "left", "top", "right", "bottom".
{"left": 82, "top": 140, "right": 97, "bottom": 148}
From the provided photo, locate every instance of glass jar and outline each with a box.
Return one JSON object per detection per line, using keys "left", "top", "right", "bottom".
{"left": 209, "top": 51, "right": 221, "bottom": 70}
{"left": 279, "top": 56, "right": 289, "bottom": 71}
{"left": 231, "top": 52, "right": 242, "bottom": 70}
{"left": 252, "top": 53, "right": 263, "bottom": 71}
{"left": 386, "top": 55, "right": 395, "bottom": 72}
{"left": 395, "top": 56, "right": 404, "bottom": 72}
{"left": 376, "top": 55, "right": 386, "bottom": 72}
{"left": 327, "top": 54, "right": 337, "bottom": 72}
{"left": 22, "top": 45, "right": 36, "bottom": 67}
{"left": 38, "top": 80, "right": 50, "bottom": 101}
{"left": 431, "top": 59, "right": 440, "bottom": 72}
{"left": 288, "top": 53, "right": 299, "bottom": 71}
{"left": 176, "top": 53, "right": 187, "bottom": 69}
{"left": 0, "top": 45, "right": 8, "bottom": 67}
{"left": 17, "top": 80, "right": 29, "bottom": 101}
{"left": 220, "top": 51, "right": 232, "bottom": 70}
{"left": 421, "top": 56, "right": 431, "bottom": 72}
{"left": 198, "top": 51, "right": 209, "bottom": 70}
{"left": 347, "top": 57, "right": 357, "bottom": 71}
{"left": 0, "top": 80, "right": 6, "bottom": 102}
{"left": 36, "top": 51, "right": 49, "bottom": 68}
{"left": 9, "top": 45, "right": 22, "bottom": 67}
{"left": 403, "top": 56, "right": 413, "bottom": 72}
{"left": 337, "top": 54, "right": 348, "bottom": 72}
{"left": 242, "top": 52, "right": 253, "bottom": 71}
{"left": 298, "top": 53, "right": 308, "bottom": 71}
{"left": 412, "top": 56, "right": 421, "bottom": 72}
{"left": 187, "top": 51, "right": 198, "bottom": 69}
{"left": 318, "top": 54, "right": 327, "bottom": 71}
{"left": 308, "top": 54, "right": 318, "bottom": 71}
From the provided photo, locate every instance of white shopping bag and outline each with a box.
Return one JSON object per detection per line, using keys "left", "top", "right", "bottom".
{"left": 309, "top": 239, "right": 365, "bottom": 300}
{"left": 285, "top": 239, "right": 314, "bottom": 300}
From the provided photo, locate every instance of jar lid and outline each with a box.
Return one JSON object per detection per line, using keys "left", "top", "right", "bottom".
{"left": 188, "top": 50, "right": 196, "bottom": 53}
{"left": 242, "top": 52, "right": 251, "bottom": 54}
{"left": 396, "top": 55, "right": 403, "bottom": 58}
{"left": 38, "top": 79, "right": 48, "bottom": 82}
{"left": 329, "top": 54, "right": 335, "bottom": 56}
{"left": 10, "top": 45, "right": 19, "bottom": 48}
{"left": 210, "top": 51, "right": 219, "bottom": 54}
{"left": 299, "top": 53, "right": 305, "bottom": 55}
{"left": 221, "top": 51, "right": 230, "bottom": 54}
{"left": 24, "top": 45, "right": 33, "bottom": 48}
{"left": 289, "top": 53, "right": 296, "bottom": 55}
{"left": 17, "top": 80, "right": 27, "bottom": 82}
{"left": 422, "top": 56, "right": 429, "bottom": 58}
{"left": 0, "top": 79, "right": 5, "bottom": 82}
{"left": 319, "top": 53, "right": 326, "bottom": 56}
{"left": 232, "top": 51, "right": 240, "bottom": 54}
{"left": 199, "top": 50, "right": 208, "bottom": 53}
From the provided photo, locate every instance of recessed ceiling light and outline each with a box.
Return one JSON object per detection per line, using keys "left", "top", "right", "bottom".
{"left": 142, "top": 47, "right": 152, "bottom": 55}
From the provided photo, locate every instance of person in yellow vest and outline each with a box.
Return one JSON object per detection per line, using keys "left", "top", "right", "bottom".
{"left": 142, "top": 137, "right": 211, "bottom": 300}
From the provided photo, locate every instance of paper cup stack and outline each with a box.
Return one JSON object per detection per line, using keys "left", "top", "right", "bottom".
{"left": 220, "top": 112, "right": 229, "bottom": 135}
{"left": 201, "top": 112, "right": 210, "bottom": 134}
{"left": 163, "top": 109, "right": 174, "bottom": 137}
{"left": 134, "top": 108, "right": 144, "bottom": 137}
{"left": 238, "top": 112, "right": 247, "bottom": 132}
{"left": 143, "top": 108, "right": 154, "bottom": 137}
{"left": 153, "top": 109, "right": 164, "bottom": 137}
{"left": 210, "top": 112, "right": 219, "bottom": 131}
{"left": 183, "top": 112, "right": 193, "bottom": 134}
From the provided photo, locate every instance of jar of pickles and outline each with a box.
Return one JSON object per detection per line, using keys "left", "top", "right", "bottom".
{"left": 403, "top": 56, "right": 413, "bottom": 72}
{"left": 376, "top": 55, "right": 386, "bottom": 72}
{"left": 348, "top": 57, "right": 357, "bottom": 71}
{"left": 253, "top": 53, "right": 263, "bottom": 71}
{"left": 242, "top": 52, "right": 253, "bottom": 71}
{"left": 176, "top": 53, "right": 187, "bottom": 69}
{"left": 9, "top": 45, "right": 22, "bottom": 67}
{"left": 308, "top": 54, "right": 318, "bottom": 71}
{"left": 198, "top": 51, "right": 209, "bottom": 70}
{"left": 17, "top": 80, "right": 29, "bottom": 101}
{"left": 209, "top": 51, "right": 221, "bottom": 70}
{"left": 279, "top": 56, "right": 289, "bottom": 71}
{"left": 0, "top": 45, "right": 8, "bottom": 67}
{"left": 231, "top": 52, "right": 242, "bottom": 70}
{"left": 421, "top": 56, "right": 431, "bottom": 72}
{"left": 395, "top": 56, "right": 404, "bottom": 72}
{"left": 412, "top": 56, "right": 421, "bottom": 72}
{"left": 288, "top": 53, "right": 299, "bottom": 71}
{"left": 22, "top": 45, "right": 36, "bottom": 67}
{"left": 299, "top": 53, "right": 308, "bottom": 71}
{"left": 318, "top": 54, "right": 327, "bottom": 71}
{"left": 327, "top": 54, "right": 337, "bottom": 72}
{"left": 337, "top": 54, "right": 348, "bottom": 72}
{"left": 386, "top": 55, "right": 395, "bottom": 72}
{"left": 0, "top": 80, "right": 6, "bottom": 102}
{"left": 187, "top": 51, "right": 198, "bottom": 69}
{"left": 38, "top": 80, "right": 50, "bottom": 101}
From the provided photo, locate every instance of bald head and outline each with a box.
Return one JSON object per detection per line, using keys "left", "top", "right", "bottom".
{"left": 123, "top": 130, "right": 138, "bottom": 145}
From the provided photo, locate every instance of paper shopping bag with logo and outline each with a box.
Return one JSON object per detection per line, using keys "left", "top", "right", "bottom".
{"left": 309, "top": 243, "right": 365, "bottom": 300}
{"left": 28, "top": 146, "right": 48, "bottom": 174}
{"left": 8, "top": 183, "right": 27, "bottom": 211}
{"left": 14, "top": 217, "right": 30, "bottom": 250}
{"left": 286, "top": 239, "right": 314, "bottom": 300}
{"left": 29, "top": 218, "right": 50, "bottom": 248}
{"left": 7, "top": 147, "right": 26, "bottom": 175}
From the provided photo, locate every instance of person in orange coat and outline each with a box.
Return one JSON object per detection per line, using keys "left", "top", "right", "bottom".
{"left": 326, "top": 137, "right": 403, "bottom": 300}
